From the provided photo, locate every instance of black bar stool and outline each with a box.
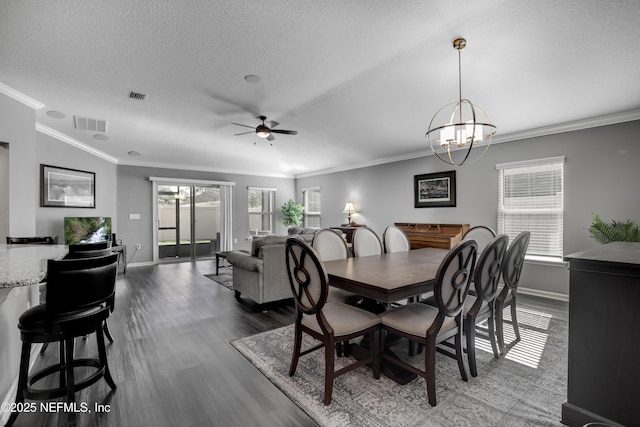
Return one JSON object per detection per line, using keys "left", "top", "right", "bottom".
{"left": 6, "top": 236, "right": 58, "bottom": 244}
{"left": 6, "top": 253, "right": 119, "bottom": 426}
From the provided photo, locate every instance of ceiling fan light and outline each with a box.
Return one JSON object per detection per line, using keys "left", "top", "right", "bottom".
{"left": 256, "top": 130, "right": 270, "bottom": 138}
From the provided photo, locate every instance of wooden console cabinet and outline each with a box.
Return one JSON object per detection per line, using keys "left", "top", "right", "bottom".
{"left": 562, "top": 242, "right": 640, "bottom": 427}
{"left": 394, "top": 223, "right": 469, "bottom": 250}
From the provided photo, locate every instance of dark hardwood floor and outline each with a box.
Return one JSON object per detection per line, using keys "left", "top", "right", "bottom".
{"left": 8, "top": 261, "right": 568, "bottom": 427}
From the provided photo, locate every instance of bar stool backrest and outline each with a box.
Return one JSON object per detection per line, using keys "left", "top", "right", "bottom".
{"left": 6, "top": 236, "right": 58, "bottom": 244}
{"left": 44, "top": 254, "right": 118, "bottom": 327}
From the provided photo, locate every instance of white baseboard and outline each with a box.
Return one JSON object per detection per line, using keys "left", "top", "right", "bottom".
{"left": 519, "top": 287, "right": 569, "bottom": 302}
{"left": 127, "top": 261, "right": 155, "bottom": 268}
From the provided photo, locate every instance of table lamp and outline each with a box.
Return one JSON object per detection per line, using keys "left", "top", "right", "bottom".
{"left": 342, "top": 202, "right": 356, "bottom": 224}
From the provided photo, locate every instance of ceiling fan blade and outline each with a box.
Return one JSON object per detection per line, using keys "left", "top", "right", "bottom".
{"left": 267, "top": 120, "right": 279, "bottom": 128}
{"left": 234, "top": 131, "right": 254, "bottom": 136}
{"left": 271, "top": 129, "right": 298, "bottom": 135}
{"left": 232, "top": 122, "right": 256, "bottom": 129}
{"left": 267, "top": 134, "right": 275, "bottom": 141}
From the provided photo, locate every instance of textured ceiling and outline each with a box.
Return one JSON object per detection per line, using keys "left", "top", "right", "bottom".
{"left": 1, "top": 0, "right": 640, "bottom": 177}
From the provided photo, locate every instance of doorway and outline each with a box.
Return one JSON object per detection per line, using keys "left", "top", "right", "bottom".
{"left": 157, "top": 184, "right": 221, "bottom": 261}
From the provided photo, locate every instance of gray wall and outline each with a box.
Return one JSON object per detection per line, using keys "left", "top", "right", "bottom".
{"left": 0, "top": 93, "right": 40, "bottom": 404}
{"left": 0, "top": 144, "right": 8, "bottom": 239}
{"left": 117, "top": 165, "right": 296, "bottom": 262}
{"left": 35, "top": 132, "right": 118, "bottom": 239}
{"left": 296, "top": 120, "right": 640, "bottom": 298}
{"left": 0, "top": 94, "right": 37, "bottom": 237}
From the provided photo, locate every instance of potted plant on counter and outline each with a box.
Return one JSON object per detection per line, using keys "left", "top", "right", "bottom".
{"left": 588, "top": 214, "right": 640, "bottom": 243}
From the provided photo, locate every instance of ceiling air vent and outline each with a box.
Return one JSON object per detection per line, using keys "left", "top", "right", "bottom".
{"left": 74, "top": 116, "right": 108, "bottom": 133}
{"left": 129, "top": 91, "right": 146, "bottom": 101}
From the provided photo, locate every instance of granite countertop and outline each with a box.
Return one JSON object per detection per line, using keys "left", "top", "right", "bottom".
{"left": 0, "top": 244, "right": 69, "bottom": 288}
{"left": 564, "top": 241, "right": 640, "bottom": 267}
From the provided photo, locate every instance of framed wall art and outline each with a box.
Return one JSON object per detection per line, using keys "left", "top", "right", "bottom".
{"left": 414, "top": 170, "right": 456, "bottom": 208}
{"left": 40, "top": 164, "right": 95, "bottom": 208}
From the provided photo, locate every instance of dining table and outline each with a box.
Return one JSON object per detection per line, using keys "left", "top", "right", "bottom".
{"left": 323, "top": 247, "right": 450, "bottom": 384}
{"left": 323, "top": 247, "right": 449, "bottom": 303}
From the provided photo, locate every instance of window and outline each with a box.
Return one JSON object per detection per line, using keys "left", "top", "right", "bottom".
{"left": 302, "top": 187, "right": 321, "bottom": 228}
{"left": 497, "top": 156, "right": 564, "bottom": 259}
{"left": 248, "top": 187, "right": 275, "bottom": 235}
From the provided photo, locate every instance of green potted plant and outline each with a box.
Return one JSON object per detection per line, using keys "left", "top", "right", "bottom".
{"left": 587, "top": 214, "right": 640, "bottom": 244}
{"left": 281, "top": 199, "right": 304, "bottom": 227}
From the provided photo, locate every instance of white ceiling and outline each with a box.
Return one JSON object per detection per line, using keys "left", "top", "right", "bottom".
{"left": 2, "top": 1, "right": 640, "bottom": 178}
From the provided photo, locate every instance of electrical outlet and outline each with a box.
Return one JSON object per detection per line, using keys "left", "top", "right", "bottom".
{"left": 136, "top": 243, "right": 142, "bottom": 250}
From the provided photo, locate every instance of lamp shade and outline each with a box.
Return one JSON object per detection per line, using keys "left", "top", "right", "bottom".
{"left": 342, "top": 202, "right": 355, "bottom": 214}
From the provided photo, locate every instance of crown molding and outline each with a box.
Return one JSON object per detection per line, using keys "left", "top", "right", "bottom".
{"left": 35, "top": 123, "right": 119, "bottom": 164}
{"left": 492, "top": 109, "right": 640, "bottom": 144}
{"left": 117, "top": 158, "right": 295, "bottom": 179}
{"left": 0, "top": 82, "right": 45, "bottom": 110}
{"left": 295, "top": 110, "right": 640, "bottom": 179}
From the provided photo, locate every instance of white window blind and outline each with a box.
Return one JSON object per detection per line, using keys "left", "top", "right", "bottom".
{"left": 302, "top": 187, "right": 321, "bottom": 228}
{"left": 248, "top": 187, "right": 275, "bottom": 236}
{"left": 497, "top": 156, "right": 564, "bottom": 259}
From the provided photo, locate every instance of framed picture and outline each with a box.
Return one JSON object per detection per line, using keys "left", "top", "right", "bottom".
{"left": 40, "top": 164, "right": 95, "bottom": 208}
{"left": 414, "top": 170, "right": 456, "bottom": 208}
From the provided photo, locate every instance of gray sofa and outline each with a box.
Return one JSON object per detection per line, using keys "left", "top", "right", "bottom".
{"left": 227, "top": 230, "right": 317, "bottom": 305}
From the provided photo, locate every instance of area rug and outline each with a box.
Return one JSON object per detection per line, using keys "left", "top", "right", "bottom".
{"left": 204, "top": 267, "right": 234, "bottom": 290}
{"left": 231, "top": 308, "right": 568, "bottom": 427}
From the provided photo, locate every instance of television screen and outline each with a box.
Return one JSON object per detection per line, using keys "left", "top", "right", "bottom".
{"left": 64, "top": 217, "right": 112, "bottom": 245}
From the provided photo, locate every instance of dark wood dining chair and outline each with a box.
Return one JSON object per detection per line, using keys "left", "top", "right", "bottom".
{"left": 495, "top": 231, "right": 531, "bottom": 355}
{"left": 463, "top": 225, "right": 496, "bottom": 256}
{"left": 285, "top": 237, "right": 380, "bottom": 405}
{"left": 6, "top": 254, "right": 118, "bottom": 427}
{"left": 312, "top": 228, "right": 363, "bottom": 356}
{"left": 383, "top": 225, "right": 410, "bottom": 254}
{"left": 379, "top": 240, "right": 477, "bottom": 406}
{"left": 312, "top": 228, "right": 362, "bottom": 306}
{"left": 352, "top": 227, "right": 383, "bottom": 257}
{"left": 6, "top": 236, "right": 58, "bottom": 244}
{"left": 352, "top": 227, "right": 386, "bottom": 313}
{"left": 422, "top": 234, "right": 509, "bottom": 376}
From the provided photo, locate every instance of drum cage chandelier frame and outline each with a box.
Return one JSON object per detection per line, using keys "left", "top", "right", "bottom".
{"left": 425, "top": 38, "right": 496, "bottom": 166}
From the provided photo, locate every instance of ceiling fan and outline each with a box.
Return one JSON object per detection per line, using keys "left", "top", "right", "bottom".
{"left": 232, "top": 115, "right": 298, "bottom": 141}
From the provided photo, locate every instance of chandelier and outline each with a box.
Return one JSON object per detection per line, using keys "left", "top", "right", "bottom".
{"left": 426, "top": 38, "right": 496, "bottom": 166}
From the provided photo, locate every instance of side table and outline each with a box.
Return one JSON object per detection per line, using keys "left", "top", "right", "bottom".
{"left": 214, "top": 250, "right": 249, "bottom": 275}
{"left": 111, "top": 244, "right": 127, "bottom": 274}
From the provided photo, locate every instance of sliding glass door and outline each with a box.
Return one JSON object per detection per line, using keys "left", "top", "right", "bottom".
{"left": 157, "top": 184, "right": 221, "bottom": 261}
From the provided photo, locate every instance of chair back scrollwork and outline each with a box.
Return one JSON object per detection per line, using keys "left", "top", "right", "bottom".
{"left": 474, "top": 234, "right": 509, "bottom": 302}
{"left": 502, "top": 231, "right": 530, "bottom": 291}
{"left": 463, "top": 225, "right": 496, "bottom": 255}
{"left": 434, "top": 240, "right": 477, "bottom": 318}
{"left": 285, "top": 237, "right": 329, "bottom": 315}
